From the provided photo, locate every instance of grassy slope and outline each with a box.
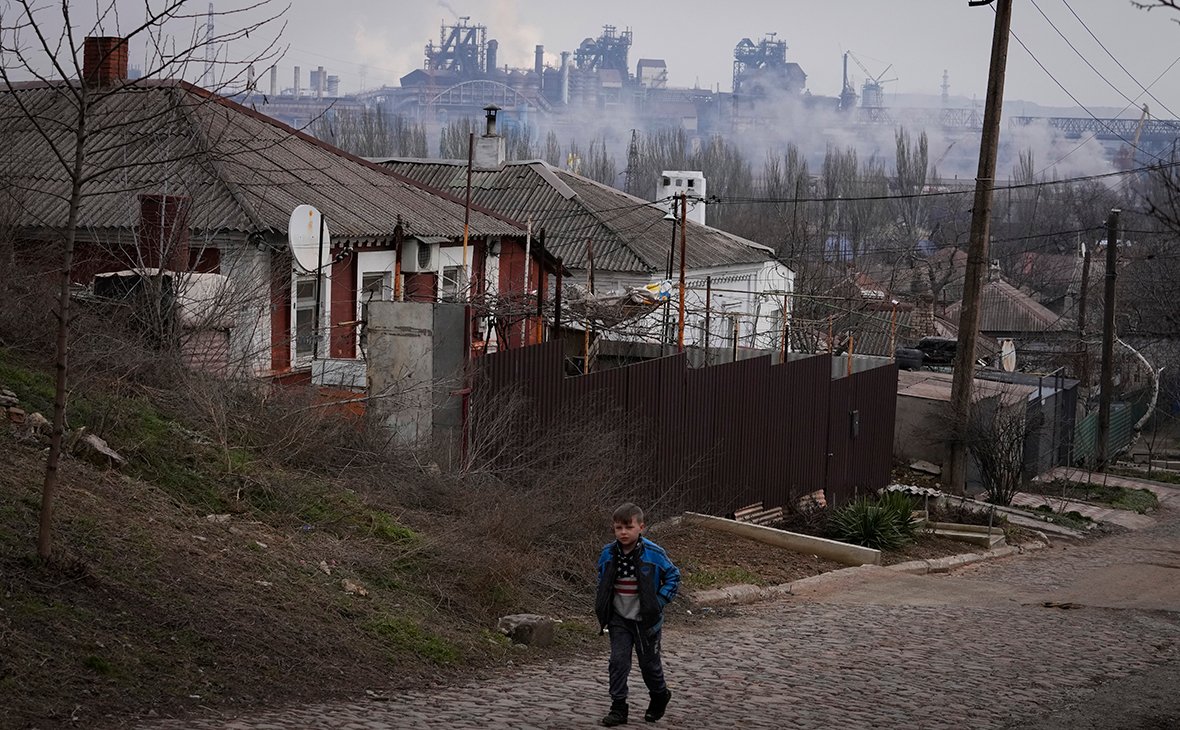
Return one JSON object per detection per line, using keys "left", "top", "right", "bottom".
{"left": 0, "top": 352, "right": 598, "bottom": 730}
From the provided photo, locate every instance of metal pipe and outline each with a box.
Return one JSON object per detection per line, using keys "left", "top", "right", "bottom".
{"left": 704, "top": 276, "right": 712, "bottom": 365}
{"left": 677, "top": 192, "right": 687, "bottom": 353}
{"left": 313, "top": 213, "right": 325, "bottom": 360}
{"left": 553, "top": 256, "right": 563, "bottom": 337}
{"left": 462, "top": 133, "right": 474, "bottom": 301}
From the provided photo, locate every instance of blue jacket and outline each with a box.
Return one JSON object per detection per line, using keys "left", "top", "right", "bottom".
{"left": 595, "top": 536, "right": 680, "bottom": 633}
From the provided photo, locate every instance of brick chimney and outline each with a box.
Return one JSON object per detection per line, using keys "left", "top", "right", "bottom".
{"left": 83, "top": 37, "right": 129, "bottom": 86}
{"left": 913, "top": 293, "right": 936, "bottom": 338}
{"left": 137, "top": 195, "right": 191, "bottom": 271}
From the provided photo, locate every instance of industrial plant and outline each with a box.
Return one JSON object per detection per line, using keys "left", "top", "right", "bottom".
{"left": 234, "top": 16, "right": 1180, "bottom": 172}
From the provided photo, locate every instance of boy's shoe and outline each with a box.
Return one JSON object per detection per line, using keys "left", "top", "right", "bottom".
{"left": 602, "top": 699, "right": 629, "bottom": 726}
{"left": 644, "top": 689, "right": 672, "bottom": 722}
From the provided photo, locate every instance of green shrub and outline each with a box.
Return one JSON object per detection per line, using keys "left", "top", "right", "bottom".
{"left": 828, "top": 495, "right": 913, "bottom": 551}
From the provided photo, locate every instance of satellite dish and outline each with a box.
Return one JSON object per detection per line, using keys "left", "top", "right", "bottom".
{"left": 1000, "top": 339, "right": 1017, "bottom": 372}
{"left": 288, "top": 205, "right": 330, "bottom": 273}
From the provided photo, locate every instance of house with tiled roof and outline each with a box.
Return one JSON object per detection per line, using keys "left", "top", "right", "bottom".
{"left": 375, "top": 118, "right": 793, "bottom": 359}
{"left": 1, "top": 39, "right": 559, "bottom": 384}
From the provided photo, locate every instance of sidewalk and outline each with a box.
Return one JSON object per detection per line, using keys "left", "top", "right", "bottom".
{"left": 1016, "top": 467, "right": 1180, "bottom": 531}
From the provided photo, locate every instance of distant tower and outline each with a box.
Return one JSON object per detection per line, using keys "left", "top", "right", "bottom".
{"left": 941, "top": 70, "right": 950, "bottom": 108}
{"left": 203, "top": 3, "right": 214, "bottom": 88}
{"left": 624, "top": 129, "right": 640, "bottom": 196}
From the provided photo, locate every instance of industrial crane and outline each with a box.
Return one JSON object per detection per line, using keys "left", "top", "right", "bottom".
{"left": 1114, "top": 104, "right": 1150, "bottom": 171}
{"left": 844, "top": 51, "right": 896, "bottom": 108}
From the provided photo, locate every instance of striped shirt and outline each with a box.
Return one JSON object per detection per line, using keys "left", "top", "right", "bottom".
{"left": 612, "top": 550, "right": 640, "bottom": 620}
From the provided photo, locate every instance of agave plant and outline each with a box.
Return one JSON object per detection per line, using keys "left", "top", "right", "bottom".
{"left": 827, "top": 494, "right": 915, "bottom": 551}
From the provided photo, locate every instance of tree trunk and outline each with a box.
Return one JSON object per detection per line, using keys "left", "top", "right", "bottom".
{"left": 38, "top": 92, "right": 88, "bottom": 560}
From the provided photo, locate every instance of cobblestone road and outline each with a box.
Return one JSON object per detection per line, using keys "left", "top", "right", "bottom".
{"left": 136, "top": 509, "right": 1180, "bottom": 730}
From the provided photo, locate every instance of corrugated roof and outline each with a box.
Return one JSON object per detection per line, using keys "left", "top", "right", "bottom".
{"left": 377, "top": 158, "right": 776, "bottom": 275}
{"left": 945, "top": 279, "right": 1066, "bottom": 333}
{"left": 0, "top": 80, "right": 520, "bottom": 245}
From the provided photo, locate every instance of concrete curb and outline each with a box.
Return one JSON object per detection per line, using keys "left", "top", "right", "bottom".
{"left": 689, "top": 541, "right": 1049, "bottom": 607}
{"left": 682, "top": 512, "right": 881, "bottom": 567}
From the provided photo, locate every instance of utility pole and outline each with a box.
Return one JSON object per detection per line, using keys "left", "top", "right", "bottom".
{"left": 1098, "top": 209, "right": 1120, "bottom": 466}
{"left": 946, "top": 0, "right": 1014, "bottom": 495}
{"left": 1077, "top": 241, "right": 1091, "bottom": 388}
{"left": 678, "top": 192, "right": 688, "bottom": 353}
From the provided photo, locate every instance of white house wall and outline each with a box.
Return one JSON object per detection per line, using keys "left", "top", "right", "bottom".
{"left": 220, "top": 239, "right": 273, "bottom": 377}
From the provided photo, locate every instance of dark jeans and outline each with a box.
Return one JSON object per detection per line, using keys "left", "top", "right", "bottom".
{"left": 607, "top": 613, "right": 667, "bottom": 701}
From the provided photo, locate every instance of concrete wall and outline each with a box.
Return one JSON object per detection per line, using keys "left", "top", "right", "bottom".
{"left": 432, "top": 303, "right": 467, "bottom": 465}
{"left": 367, "top": 301, "right": 434, "bottom": 444}
{"left": 895, "top": 393, "right": 950, "bottom": 468}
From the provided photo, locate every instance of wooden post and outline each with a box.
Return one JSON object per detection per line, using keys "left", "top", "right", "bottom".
{"left": 847, "top": 335, "right": 854, "bottom": 377}
{"left": 732, "top": 316, "right": 739, "bottom": 363}
{"left": 946, "top": 0, "right": 1014, "bottom": 494}
{"left": 1098, "top": 209, "right": 1120, "bottom": 466}
{"left": 1078, "top": 242, "right": 1092, "bottom": 387}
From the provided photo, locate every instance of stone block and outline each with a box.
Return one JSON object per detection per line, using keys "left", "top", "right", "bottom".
{"left": 497, "top": 614, "right": 555, "bottom": 647}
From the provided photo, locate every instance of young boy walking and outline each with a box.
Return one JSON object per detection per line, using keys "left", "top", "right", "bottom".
{"left": 595, "top": 503, "right": 680, "bottom": 726}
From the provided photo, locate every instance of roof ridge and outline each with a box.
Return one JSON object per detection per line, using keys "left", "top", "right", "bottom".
{"left": 183, "top": 82, "right": 527, "bottom": 233}
{"left": 169, "top": 84, "right": 270, "bottom": 233}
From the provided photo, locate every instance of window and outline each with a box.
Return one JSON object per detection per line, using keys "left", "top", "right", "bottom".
{"left": 662, "top": 176, "right": 670, "bottom": 186}
{"left": 687, "top": 178, "right": 695, "bottom": 188}
{"left": 676, "top": 178, "right": 684, "bottom": 187}
{"left": 360, "top": 271, "right": 392, "bottom": 323}
{"left": 440, "top": 266, "right": 465, "bottom": 301}
{"left": 294, "top": 277, "right": 317, "bottom": 357}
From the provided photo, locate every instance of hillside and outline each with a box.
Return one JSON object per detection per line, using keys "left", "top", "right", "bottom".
{"left": 0, "top": 348, "right": 636, "bottom": 729}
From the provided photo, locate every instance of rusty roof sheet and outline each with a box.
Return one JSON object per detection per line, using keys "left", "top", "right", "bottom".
{"left": 377, "top": 158, "right": 776, "bottom": 274}
{"left": 0, "top": 80, "right": 521, "bottom": 245}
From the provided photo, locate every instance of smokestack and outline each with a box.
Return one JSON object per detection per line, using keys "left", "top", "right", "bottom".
{"left": 486, "top": 39, "right": 498, "bottom": 75}
{"left": 535, "top": 45, "right": 544, "bottom": 77}
{"left": 327, "top": 75, "right": 340, "bottom": 97}
{"left": 246, "top": 64, "right": 255, "bottom": 97}
{"left": 316, "top": 65, "right": 325, "bottom": 100}
{"left": 269, "top": 65, "right": 277, "bottom": 96}
{"left": 294, "top": 66, "right": 301, "bottom": 99}
{"left": 560, "top": 51, "right": 570, "bottom": 105}
{"left": 137, "top": 195, "right": 191, "bottom": 272}
{"left": 83, "top": 36, "right": 128, "bottom": 87}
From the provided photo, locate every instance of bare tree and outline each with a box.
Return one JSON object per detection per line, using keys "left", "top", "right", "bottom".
{"left": 0, "top": 0, "right": 282, "bottom": 559}
{"left": 965, "top": 388, "right": 1039, "bottom": 506}
{"left": 310, "top": 106, "right": 427, "bottom": 158}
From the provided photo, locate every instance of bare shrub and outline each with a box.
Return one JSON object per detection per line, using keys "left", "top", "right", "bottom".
{"left": 417, "top": 388, "right": 649, "bottom": 621}
{"left": 965, "top": 388, "right": 1038, "bottom": 506}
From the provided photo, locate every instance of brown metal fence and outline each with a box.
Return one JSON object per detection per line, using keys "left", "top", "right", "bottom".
{"left": 472, "top": 342, "right": 898, "bottom": 514}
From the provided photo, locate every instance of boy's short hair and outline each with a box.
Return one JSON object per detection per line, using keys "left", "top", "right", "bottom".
{"left": 613, "top": 503, "right": 644, "bottom": 525}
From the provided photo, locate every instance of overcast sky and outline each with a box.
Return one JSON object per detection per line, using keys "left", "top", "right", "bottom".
{"left": 9, "top": 1, "right": 1180, "bottom": 118}
{"left": 245, "top": 0, "right": 1180, "bottom": 117}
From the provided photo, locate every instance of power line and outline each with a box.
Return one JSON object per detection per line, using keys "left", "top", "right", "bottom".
{"left": 1060, "top": 0, "right": 1180, "bottom": 120}
{"left": 1003, "top": 8, "right": 1168, "bottom": 164}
